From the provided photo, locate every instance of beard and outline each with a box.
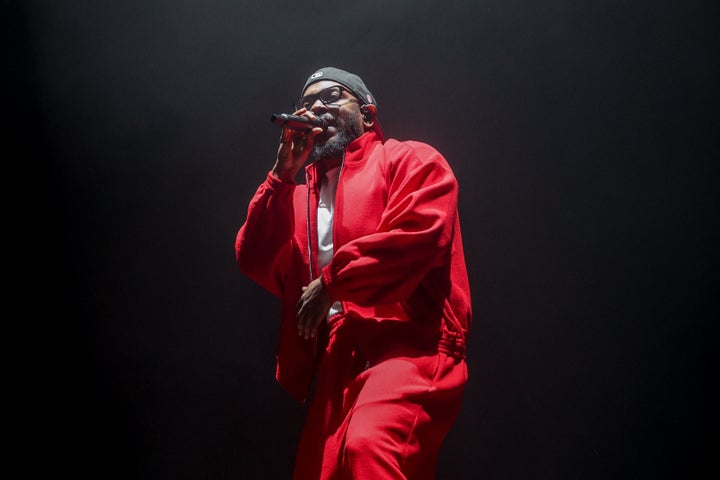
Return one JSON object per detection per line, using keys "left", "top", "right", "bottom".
{"left": 308, "top": 116, "right": 364, "bottom": 164}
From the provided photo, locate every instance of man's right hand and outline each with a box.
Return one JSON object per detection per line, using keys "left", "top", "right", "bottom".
{"left": 271, "top": 108, "right": 324, "bottom": 182}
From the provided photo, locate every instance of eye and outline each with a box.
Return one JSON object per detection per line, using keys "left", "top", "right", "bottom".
{"left": 296, "top": 95, "right": 314, "bottom": 110}
{"left": 320, "top": 87, "right": 342, "bottom": 103}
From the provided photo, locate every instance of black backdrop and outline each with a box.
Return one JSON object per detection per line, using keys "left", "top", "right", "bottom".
{"left": 17, "top": 0, "right": 716, "bottom": 478}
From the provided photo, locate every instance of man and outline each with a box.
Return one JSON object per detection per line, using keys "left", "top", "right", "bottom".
{"left": 235, "top": 67, "right": 472, "bottom": 480}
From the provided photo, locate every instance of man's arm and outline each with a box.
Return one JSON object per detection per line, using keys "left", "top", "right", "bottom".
{"left": 323, "top": 143, "right": 460, "bottom": 306}
{"left": 235, "top": 109, "right": 324, "bottom": 295}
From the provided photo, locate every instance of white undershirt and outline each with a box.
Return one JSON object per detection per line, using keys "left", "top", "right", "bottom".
{"left": 317, "top": 166, "right": 343, "bottom": 319}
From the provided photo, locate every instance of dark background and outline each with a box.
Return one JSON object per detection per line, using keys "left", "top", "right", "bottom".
{"left": 15, "top": 0, "right": 716, "bottom": 478}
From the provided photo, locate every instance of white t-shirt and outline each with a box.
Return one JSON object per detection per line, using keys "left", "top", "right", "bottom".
{"left": 317, "top": 166, "right": 343, "bottom": 319}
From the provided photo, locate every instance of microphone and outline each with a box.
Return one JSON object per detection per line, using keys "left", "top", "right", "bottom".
{"left": 270, "top": 113, "right": 327, "bottom": 130}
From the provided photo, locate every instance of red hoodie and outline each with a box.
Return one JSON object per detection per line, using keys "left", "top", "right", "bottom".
{"left": 236, "top": 130, "right": 472, "bottom": 402}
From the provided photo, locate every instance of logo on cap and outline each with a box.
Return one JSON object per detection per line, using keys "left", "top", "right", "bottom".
{"left": 366, "top": 94, "right": 373, "bottom": 103}
{"left": 310, "top": 71, "right": 323, "bottom": 80}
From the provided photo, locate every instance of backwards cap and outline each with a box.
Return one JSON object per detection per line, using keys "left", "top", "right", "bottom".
{"left": 302, "top": 67, "right": 384, "bottom": 140}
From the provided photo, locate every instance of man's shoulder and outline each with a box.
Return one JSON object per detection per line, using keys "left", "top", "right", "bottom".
{"left": 376, "top": 138, "right": 441, "bottom": 158}
{"left": 382, "top": 137, "right": 436, "bottom": 151}
{"left": 377, "top": 138, "right": 448, "bottom": 169}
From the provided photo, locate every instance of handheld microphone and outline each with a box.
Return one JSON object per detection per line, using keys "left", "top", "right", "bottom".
{"left": 270, "top": 113, "right": 327, "bottom": 130}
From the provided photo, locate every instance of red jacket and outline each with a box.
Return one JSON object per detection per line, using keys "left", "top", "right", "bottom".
{"left": 236, "top": 130, "right": 472, "bottom": 402}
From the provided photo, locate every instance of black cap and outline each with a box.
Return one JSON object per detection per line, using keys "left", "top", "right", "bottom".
{"left": 302, "top": 67, "right": 384, "bottom": 141}
{"left": 302, "top": 67, "right": 377, "bottom": 106}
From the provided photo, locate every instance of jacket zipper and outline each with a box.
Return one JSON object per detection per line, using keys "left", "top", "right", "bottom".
{"left": 306, "top": 154, "right": 346, "bottom": 357}
{"left": 305, "top": 169, "right": 315, "bottom": 282}
{"left": 306, "top": 153, "right": 345, "bottom": 283}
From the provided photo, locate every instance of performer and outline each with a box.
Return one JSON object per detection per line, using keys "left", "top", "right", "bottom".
{"left": 235, "top": 66, "right": 472, "bottom": 479}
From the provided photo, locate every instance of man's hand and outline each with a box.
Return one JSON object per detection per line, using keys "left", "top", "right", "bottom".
{"left": 272, "top": 108, "right": 324, "bottom": 183}
{"left": 296, "top": 276, "right": 333, "bottom": 340}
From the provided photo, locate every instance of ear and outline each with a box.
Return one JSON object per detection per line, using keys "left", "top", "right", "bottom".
{"left": 360, "top": 104, "right": 377, "bottom": 130}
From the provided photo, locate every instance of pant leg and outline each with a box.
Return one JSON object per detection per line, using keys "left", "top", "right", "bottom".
{"left": 339, "top": 351, "right": 467, "bottom": 480}
{"left": 293, "top": 321, "right": 367, "bottom": 480}
{"left": 293, "top": 321, "right": 468, "bottom": 480}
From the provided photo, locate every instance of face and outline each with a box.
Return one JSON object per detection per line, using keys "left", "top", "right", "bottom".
{"left": 297, "top": 80, "right": 365, "bottom": 164}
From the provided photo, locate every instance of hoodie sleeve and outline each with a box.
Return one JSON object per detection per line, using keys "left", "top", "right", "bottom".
{"left": 321, "top": 142, "right": 459, "bottom": 306}
{"left": 235, "top": 171, "right": 298, "bottom": 297}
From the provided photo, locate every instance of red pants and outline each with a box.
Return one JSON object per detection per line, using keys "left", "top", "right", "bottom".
{"left": 293, "top": 319, "right": 468, "bottom": 480}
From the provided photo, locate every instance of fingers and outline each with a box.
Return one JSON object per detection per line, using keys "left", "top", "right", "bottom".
{"left": 295, "top": 278, "right": 329, "bottom": 339}
{"left": 296, "top": 298, "right": 322, "bottom": 339}
{"left": 296, "top": 295, "right": 321, "bottom": 339}
{"left": 296, "top": 287, "right": 309, "bottom": 338}
{"left": 279, "top": 126, "right": 293, "bottom": 144}
{"left": 275, "top": 125, "right": 313, "bottom": 179}
{"left": 279, "top": 108, "right": 324, "bottom": 149}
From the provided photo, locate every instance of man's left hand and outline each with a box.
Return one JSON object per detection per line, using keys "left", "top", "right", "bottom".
{"left": 296, "top": 277, "right": 332, "bottom": 340}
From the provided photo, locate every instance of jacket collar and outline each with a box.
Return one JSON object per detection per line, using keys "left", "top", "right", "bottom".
{"left": 306, "top": 130, "right": 383, "bottom": 179}
{"left": 343, "top": 130, "right": 383, "bottom": 167}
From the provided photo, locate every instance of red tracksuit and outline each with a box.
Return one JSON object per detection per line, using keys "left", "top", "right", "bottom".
{"left": 236, "top": 130, "right": 472, "bottom": 479}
